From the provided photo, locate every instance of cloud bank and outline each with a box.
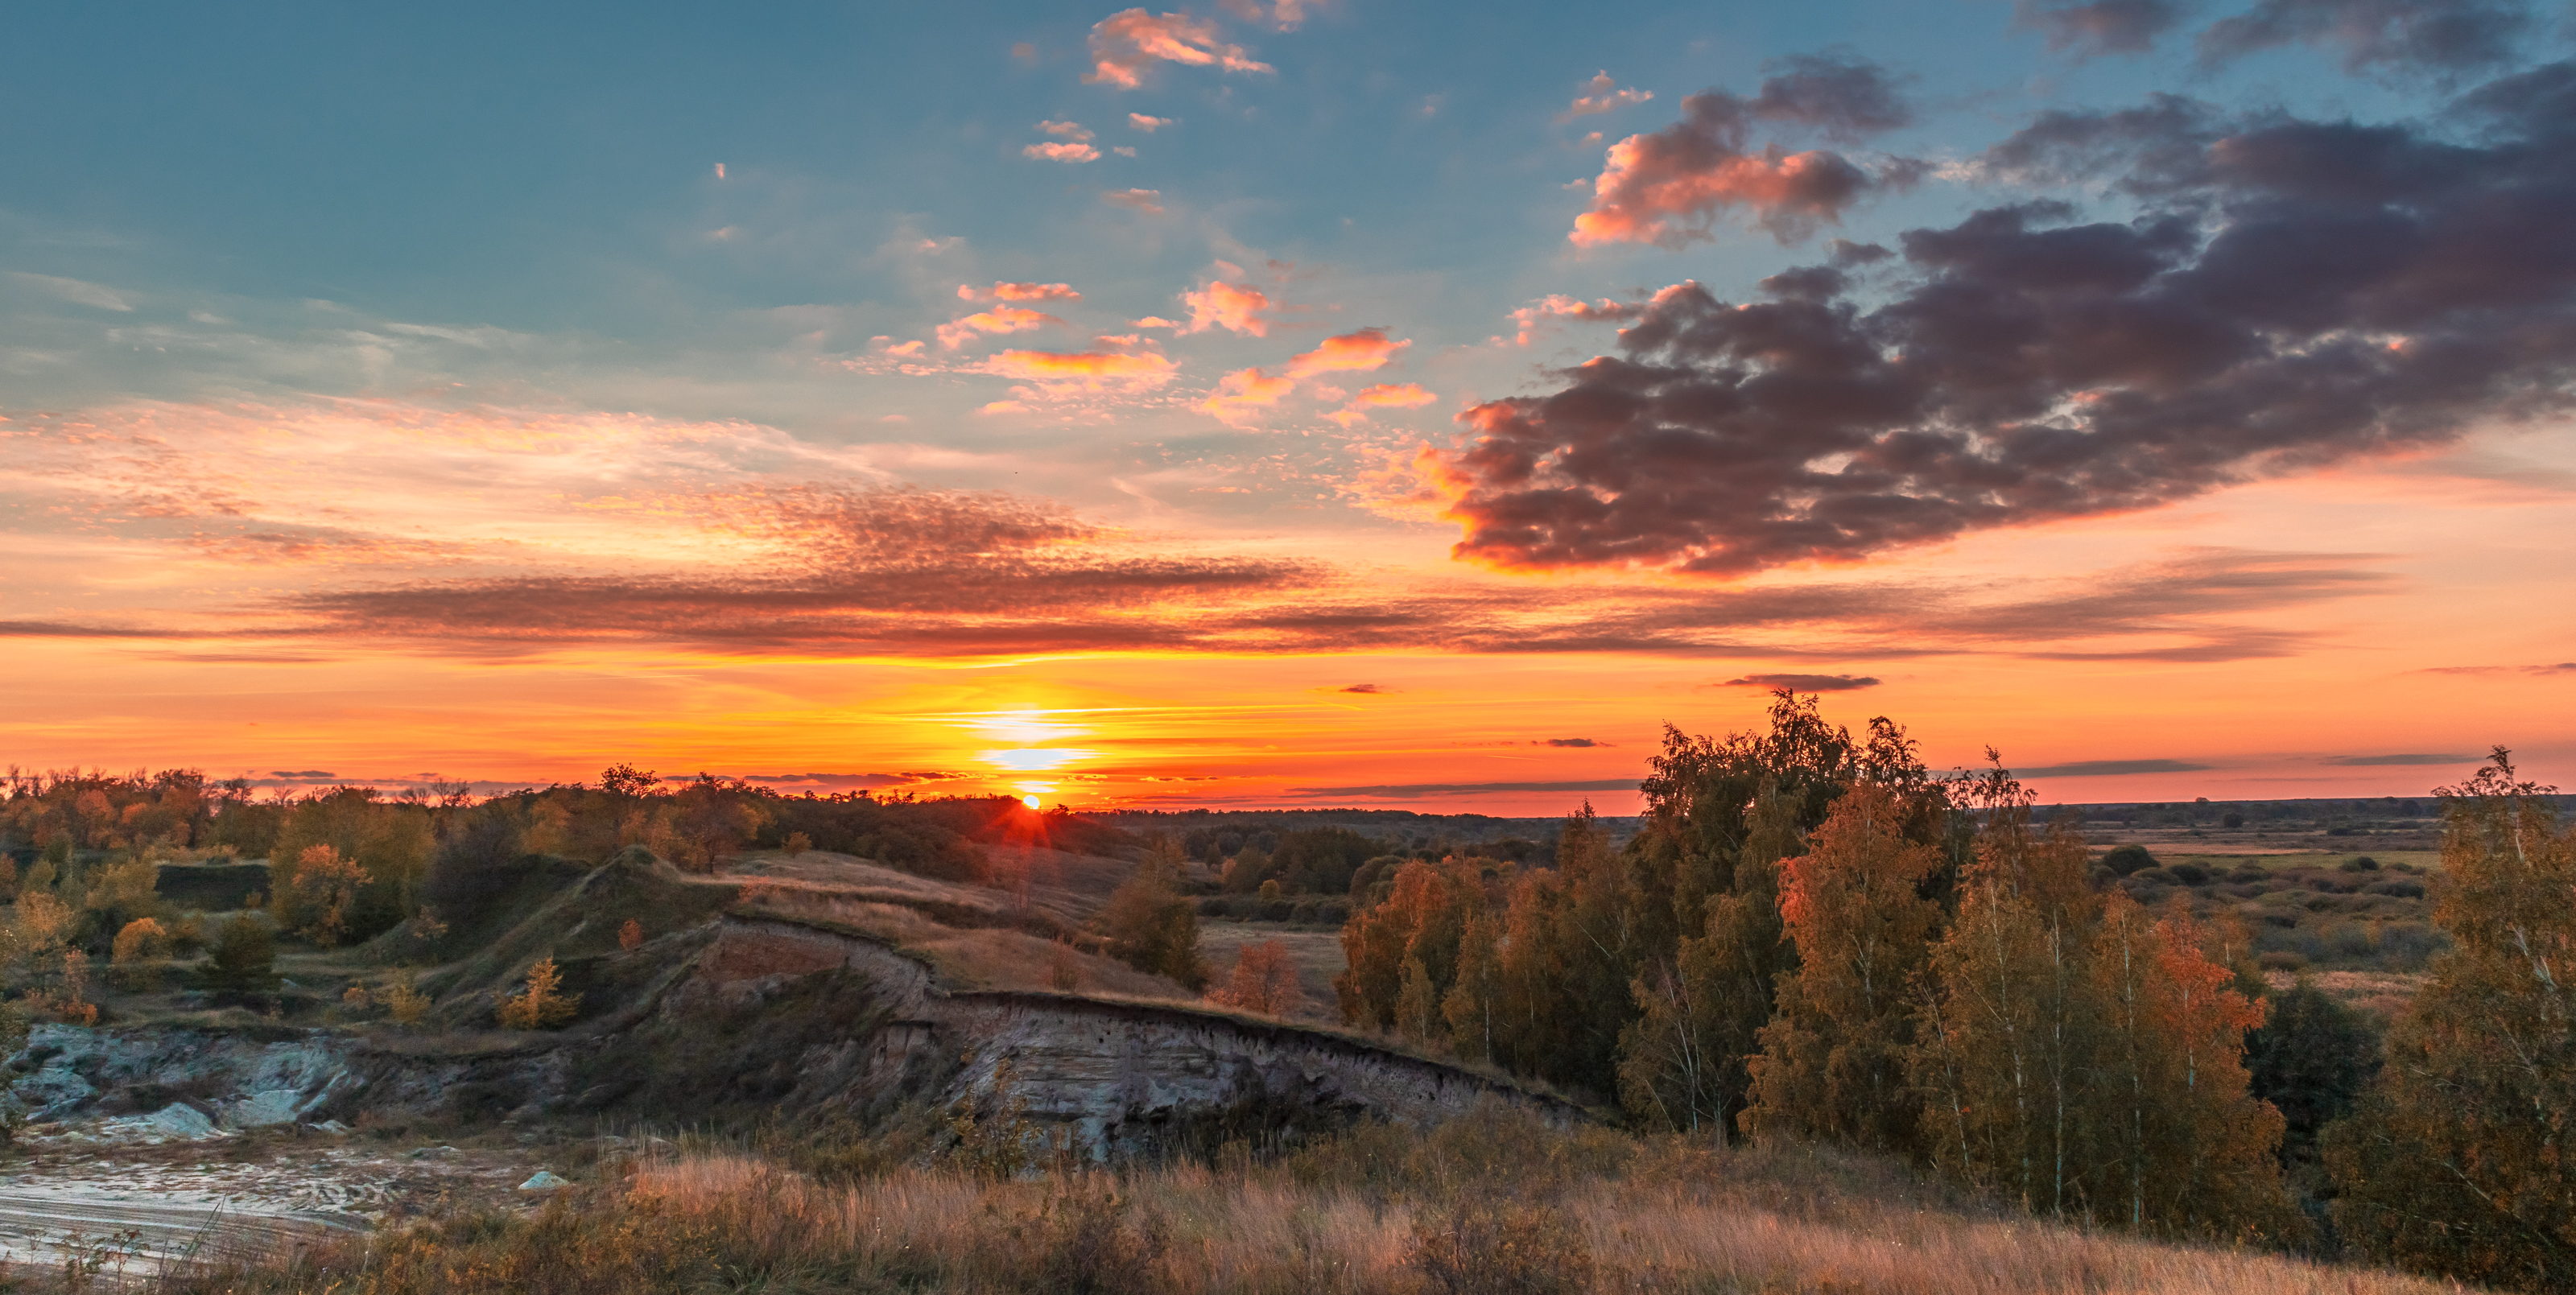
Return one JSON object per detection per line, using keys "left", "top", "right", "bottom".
{"left": 1430, "top": 62, "right": 2576, "bottom": 575}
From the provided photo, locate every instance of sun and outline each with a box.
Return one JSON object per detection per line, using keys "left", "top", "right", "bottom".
{"left": 1022, "top": 794, "right": 1042, "bottom": 810}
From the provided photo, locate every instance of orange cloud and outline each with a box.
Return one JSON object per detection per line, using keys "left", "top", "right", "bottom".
{"left": 985, "top": 348, "right": 1179, "bottom": 394}
{"left": 1084, "top": 9, "right": 1272, "bottom": 89}
{"left": 1286, "top": 327, "right": 1406, "bottom": 377}
{"left": 1326, "top": 382, "right": 1437, "bottom": 427}
{"left": 1104, "top": 188, "right": 1166, "bottom": 215}
{"left": 1038, "top": 120, "right": 1095, "bottom": 141}
{"left": 1560, "top": 71, "right": 1653, "bottom": 122}
{"left": 1199, "top": 366, "right": 1298, "bottom": 423}
{"left": 1024, "top": 141, "right": 1101, "bottom": 163}
{"left": 1573, "top": 142, "right": 1864, "bottom": 245}
{"left": 1182, "top": 281, "right": 1274, "bottom": 336}
{"left": 1504, "top": 294, "right": 1641, "bottom": 344}
{"left": 937, "top": 305, "right": 1063, "bottom": 350}
{"left": 960, "top": 282, "right": 1083, "bottom": 303}
{"left": 1129, "top": 113, "right": 1175, "bottom": 132}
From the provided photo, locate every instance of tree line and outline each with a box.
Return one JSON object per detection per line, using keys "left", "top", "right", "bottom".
{"left": 1329, "top": 695, "right": 2574, "bottom": 1289}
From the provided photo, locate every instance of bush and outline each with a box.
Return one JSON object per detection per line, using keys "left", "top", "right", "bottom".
{"left": 2101, "top": 843, "right": 2158, "bottom": 876}
{"left": 201, "top": 916, "right": 279, "bottom": 993}
{"left": 2166, "top": 862, "right": 2210, "bottom": 885}
{"left": 1406, "top": 1195, "right": 1596, "bottom": 1295}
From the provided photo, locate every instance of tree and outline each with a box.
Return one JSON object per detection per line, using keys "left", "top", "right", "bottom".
{"left": 497, "top": 955, "right": 581, "bottom": 1029}
{"left": 2247, "top": 979, "right": 2379, "bottom": 1174}
{"left": 1616, "top": 775, "right": 1802, "bottom": 1141}
{"left": 1100, "top": 858, "right": 1208, "bottom": 990}
{"left": 203, "top": 917, "right": 279, "bottom": 994}
{"left": 111, "top": 918, "right": 169, "bottom": 990}
{"left": 617, "top": 918, "right": 646, "bottom": 951}
{"left": 1911, "top": 760, "right": 2099, "bottom": 1215}
{"left": 2090, "top": 897, "right": 2293, "bottom": 1238}
{"left": 289, "top": 844, "right": 371, "bottom": 947}
{"left": 1336, "top": 857, "right": 1475, "bottom": 1030}
{"left": 1207, "top": 938, "right": 1304, "bottom": 1017}
{"left": 1745, "top": 782, "right": 1942, "bottom": 1153}
{"left": 2327, "top": 749, "right": 2576, "bottom": 1291}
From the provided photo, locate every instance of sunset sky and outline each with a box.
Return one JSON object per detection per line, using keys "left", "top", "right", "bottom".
{"left": 6, "top": 0, "right": 2572, "bottom": 813}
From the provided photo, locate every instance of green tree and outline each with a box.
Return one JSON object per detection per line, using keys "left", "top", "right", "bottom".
{"left": 202, "top": 917, "right": 279, "bottom": 994}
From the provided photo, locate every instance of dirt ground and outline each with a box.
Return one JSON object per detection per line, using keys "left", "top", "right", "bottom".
{"left": 0, "top": 1126, "right": 589, "bottom": 1285}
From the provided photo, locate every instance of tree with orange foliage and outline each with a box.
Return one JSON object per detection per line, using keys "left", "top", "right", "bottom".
{"left": 497, "top": 955, "right": 581, "bottom": 1029}
{"left": 617, "top": 918, "right": 645, "bottom": 951}
{"left": 1209, "top": 938, "right": 1305, "bottom": 1017}
{"left": 2090, "top": 896, "right": 2293, "bottom": 1237}
{"left": 1744, "top": 782, "right": 1942, "bottom": 1153}
{"left": 1335, "top": 856, "right": 1476, "bottom": 1030}
{"left": 2328, "top": 750, "right": 2576, "bottom": 1291}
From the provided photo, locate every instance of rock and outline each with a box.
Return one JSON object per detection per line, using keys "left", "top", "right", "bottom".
{"left": 409, "top": 1145, "right": 460, "bottom": 1159}
{"left": 147, "top": 1102, "right": 221, "bottom": 1140}
{"left": 312, "top": 1119, "right": 350, "bottom": 1134}
{"left": 229, "top": 1088, "right": 304, "bottom": 1128}
{"left": 518, "top": 1170, "right": 571, "bottom": 1192}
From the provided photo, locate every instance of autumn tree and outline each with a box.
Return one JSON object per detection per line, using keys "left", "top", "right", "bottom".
{"left": 1100, "top": 857, "right": 1208, "bottom": 990}
{"left": 1616, "top": 775, "right": 1802, "bottom": 1140}
{"left": 2089, "top": 897, "right": 2293, "bottom": 1238}
{"left": 288, "top": 844, "right": 371, "bottom": 947}
{"left": 497, "top": 955, "right": 581, "bottom": 1029}
{"left": 1337, "top": 856, "right": 1476, "bottom": 1030}
{"left": 1910, "top": 759, "right": 2099, "bottom": 1214}
{"left": 1208, "top": 938, "right": 1304, "bottom": 1016}
{"left": 1744, "top": 781, "right": 1942, "bottom": 1153}
{"left": 2327, "top": 749, "right": 2576, "bottom": 1291}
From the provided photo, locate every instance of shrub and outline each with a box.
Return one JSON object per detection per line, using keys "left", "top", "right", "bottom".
{"left": 2101, "top": 843, "right": 2157, "bottom": 876}
{"left": 497, "top": 955, "right": 581, "bottom": 1029}
{"left": 202, "top": 916, "right": 279, "bottom": 993}
{"left": 617, "top": 918, "right": 645, "bottom": 951}
{"left": 1407, "top": 1195, "right": 1596, "bottom": 1295}
{"left": 782, "top": 831, "right": 812, "bottom": 857}
{"left": 2167, "top": 862, "right": 2211, "bottom": 885}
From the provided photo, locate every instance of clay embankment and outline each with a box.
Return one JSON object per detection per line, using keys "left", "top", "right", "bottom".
{"left": 693, "top": 914, "right": 1586, "bottom": 1155}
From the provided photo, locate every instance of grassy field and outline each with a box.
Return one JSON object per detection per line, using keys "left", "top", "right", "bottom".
{"left": 130, "top": 1107, "right": 2478, "bottom": 1295}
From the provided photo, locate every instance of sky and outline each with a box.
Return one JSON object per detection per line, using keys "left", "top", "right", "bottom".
{"left": 5, "top": 0, "right": 2574, "bottom": 813}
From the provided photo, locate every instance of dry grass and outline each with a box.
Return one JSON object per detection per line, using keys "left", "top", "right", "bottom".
{"left": 134, "top": 1111, "right": 2482, "bottom": 1295}
{"left": 2262, "top": 969, "right": 2425, "bottom": 1021}
{"left": 739, "top": 889, "right": 1191, "bottom": 998}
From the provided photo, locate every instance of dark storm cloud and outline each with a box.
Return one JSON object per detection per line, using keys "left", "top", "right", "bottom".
{"left": 2015, "top": 758, "right": 2214, "bottom": 776}
{"left": 1720, "top": 673, "right": 1883, "bottom": 691}
{"left": 2198, "top": 0, "right": 2538, "bottom": 76}
{"left": 2016, "top": 0, "right": 2195, "bottom": 57}
{"left": 1746, "top": 53, "right": 1918, "bottom": 141}
{"left": 1434, "top": 64, "right": 2576, "bottom": 575}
